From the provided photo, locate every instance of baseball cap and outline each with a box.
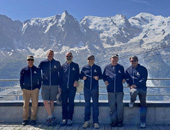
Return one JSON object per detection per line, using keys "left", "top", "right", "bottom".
{"left": 87, "top": 55, "right": 95, "bottom": 60}
{"left": 111, "top": 54, "right": 119, "bottom": 58}
{"left": 27, "top": 55, "right": 34, "bottom": 60}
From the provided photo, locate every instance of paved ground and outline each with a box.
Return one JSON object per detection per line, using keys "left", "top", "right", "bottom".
{"left": 0, "top": 123, "right": 170, "bottom": 130}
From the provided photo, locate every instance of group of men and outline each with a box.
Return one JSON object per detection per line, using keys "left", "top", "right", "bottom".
{"left": 20, "top": 49, "right": 148, "bottom": 129}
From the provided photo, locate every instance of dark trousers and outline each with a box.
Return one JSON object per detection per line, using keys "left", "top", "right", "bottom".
{"left": 61, "top": 87, "right": 76, "bottom": 120}
{"left": 108, "top": 92, "right": 124, "bottom": 123}
{"left": 130, "top": 88, "right": 147, "bottom": 123}
{"left": 84, "top": 88, "right": 99, "bottom": 123}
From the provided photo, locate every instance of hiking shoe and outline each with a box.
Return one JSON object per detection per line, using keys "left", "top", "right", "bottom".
{"left": 111, "top": 122, "right": 117, "bottom": 127}
{"left": 22, "top": 120, "right": 29, "bottom": 126}
{"left": 46, "top": 118, "right": 52, "bottom": 126}
{"left": 94, "top": 123, "right": 99, "bottom": 129}
{"left": 129, "top": 102, "right": 134, "bottom": 108}
{"left": 60, "top": 119, "right": 67, "bottom": 126}
{"left": 67, "top": 119, "right": 73, "bottom": 126}
{"left": 82, "top": 121, "right": 90, "bottom": 128}
{"left": 50, "top": 117, "right": 57, "bottom": 126}
{"left": 117, "top": 122, "right": 123, "bottom": 127}
{"left": 30, "top": 120, "right": 36, "bottom": 125}
{"left": 140, "top": 123, "right": 146, "bottom": 128}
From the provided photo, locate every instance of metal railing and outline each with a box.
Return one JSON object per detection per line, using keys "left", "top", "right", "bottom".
{"left": 0, "top": 78, "right": 170, "bottom": 102}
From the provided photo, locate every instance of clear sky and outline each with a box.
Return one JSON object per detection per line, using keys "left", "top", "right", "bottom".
{"left": 0, "top": 0, "right": 170, "bottom": 22}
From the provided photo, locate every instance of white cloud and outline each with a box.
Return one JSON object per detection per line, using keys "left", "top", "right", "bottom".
{"left": 131, "top": 0, "right": 151, "bottom": 6}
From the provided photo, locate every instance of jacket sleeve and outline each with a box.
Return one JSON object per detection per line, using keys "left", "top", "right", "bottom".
{"left": 98, "top": 66, "right": 103, "bottom": 80}
{"left": 38, "top": 68, "right": 42, "bottom": 89}
{"left": 75, "top": 64, "right": 80, "bottom": 81}
{"left": 122, "top": 67, "right": 125, "bottom": 80}
{"left": 125, "top": 69, "right": 133, "bottom": 86}
{"left": 135, "top": 67, "right": 148, "bottom": 88}
{"left": 102, "top": 67, "right": 107, "bottom": 82}
{"left": 80, "top": 67, "right": 85, "bottom": 80}
{"left": 20, "top": 69, "right": 25, "bottom": 89}
{"left": 58, "top": 63, "right": 63, "bottom": 88}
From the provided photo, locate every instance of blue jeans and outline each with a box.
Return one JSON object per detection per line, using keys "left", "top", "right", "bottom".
{"left": 84, "top": 88, "right": 99, "bottom": 123}
{"left": 130, "top": 88, "right": 147, "bottom": 123}
{"left": 61, "top": 87, "right": 76, "bottom": 120}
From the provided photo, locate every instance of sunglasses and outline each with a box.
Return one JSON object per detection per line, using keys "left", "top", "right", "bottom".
{"left": 27, "top": 59, "right": 34, "bottom": 61}
{"left": 66, "top": 56, "right": 72, "bottom": 57}
{"left": 130, "top": 60, "right": 137, "bottom": 62}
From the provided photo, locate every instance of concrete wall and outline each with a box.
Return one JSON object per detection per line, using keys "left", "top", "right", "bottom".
{"left": 0, "top": 101, "right": 170, "bottom": 124}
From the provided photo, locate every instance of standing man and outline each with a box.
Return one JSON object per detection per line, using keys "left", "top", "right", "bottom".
{"left": 61, "top": 52, "right": 79, "bottom": 126}
{"left": 80, "top": 55, "right": 102, "bottom": 129}
{"left": 103, "top": 54, "right": 125, "bottom": 127}
{"left": 38, "top": 49, "right": 62, "bottom": 126}
{"left": 125, "top": 56, "right": 148, "bottom": 128}
{"left": 20, "top": 55, "right": 41, "bottom": 125}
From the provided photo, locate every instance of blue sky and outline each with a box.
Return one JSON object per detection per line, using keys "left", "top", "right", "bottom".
{"left": 0, "top": 0, "right": 170, "bottom": 22}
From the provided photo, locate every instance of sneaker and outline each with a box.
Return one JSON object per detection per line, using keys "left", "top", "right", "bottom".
{"left": 82, "top": 121, "right": 90, "bottom": 128}
{"left": 67, "top": 119, "right": 73, "bottom": 126}
{"left": 50, "top": 117, "right": 57, "bottom": 126}
{"left": 140, "top": 123, "right": 146, "bottom": 128}
{"left": 60, "top": 119, "right": 67, "bottom": 126}
{"left": 111, "top": 122, "right": 117, "bottom": 127}
{"left": 94, "top": 123, "right": 99, "bottom": 129}
{"left": 117, "top": 121, "right": 123, "bottom": 127}
{"left": 129, "top": 102, "right": 134, "bottom": 108}
{"left": 46, "top": 118, "right": 52, "bottom": 126}
{"left": 30, "top": 120, "right": 36, "bottom": 125}
{"left": 22, "top": 120, "right": 29, "bottom": 126}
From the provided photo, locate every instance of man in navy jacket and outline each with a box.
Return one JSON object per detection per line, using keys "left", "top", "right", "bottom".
{"left": 20, "top": 55, "right": 41, "bottom": 125}
{"left": 125, "top": 56, "right": 148, "bottom": 128}
{"left": 103, "top": 54, "right": 125, "bottom": 127}
{"left": 38, "top": 49, "right": 62, "bottom": 126}
{"left": 61, "top": 52, "right": 80, "bottom": 126}
{"left": 80, "top": 55, "right": 102, "bottom": 129}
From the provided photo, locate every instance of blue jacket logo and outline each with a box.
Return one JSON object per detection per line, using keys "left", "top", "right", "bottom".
{"left": 34, "top": 71, "right": 37, "bottom": 74}
{"left": 94, "top": 69, "right": 97, "bottom": 73}
{"left": 72, "top": 67, "right": 75, "bottom": 71}
{"left": 54, "top": 65, "right": 57, "bottom": 68}
{"left": 118, "top": 70, "right": 121, "bottom": 73}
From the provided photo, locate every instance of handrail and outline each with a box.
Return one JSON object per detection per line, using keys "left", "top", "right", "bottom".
{"left": 0, "top": 78, "right": 170, "bottom": 81}
{"left": 0, "top": 78, "right": 170, "bottom": 101}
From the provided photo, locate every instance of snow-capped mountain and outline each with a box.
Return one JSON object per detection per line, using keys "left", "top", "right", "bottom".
{"left": 0, "top": 11, "right": 170, "bottom": 89}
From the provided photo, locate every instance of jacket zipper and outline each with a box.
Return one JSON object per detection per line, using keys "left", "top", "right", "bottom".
{"left": 50, "top": 61, "right": 51, "bottom": 86}
{"left": 30, "top": 68, "right": 33, "bottom": 90}
{"left": 67, "top": 64, "right": 70, "bottom": 88}
{"left": 90, "top": 66, "right": 92, "bottom": 89}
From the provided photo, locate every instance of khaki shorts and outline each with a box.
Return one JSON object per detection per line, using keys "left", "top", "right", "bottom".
{"left": 41, "top": 85, "right": 58, "bottom": 101}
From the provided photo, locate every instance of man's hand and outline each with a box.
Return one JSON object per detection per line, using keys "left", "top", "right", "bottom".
{"left": 130, "top": 85, "right": 137, "bottom": 89}
{"left": 58, "top": 87, "right": 62, "bottom": 94}
{"left": 104, "top": 81, "right": 109, "bottom": 86}
{"left": 93, "top": 76, "right": 99, "bottom": 80}
{"left": 83, "top": 76, "right": 87, "bottom": 80}
{"left": 122, "top": 79, "right": 126, "bottom": 83}
{"left": 73, "top": 81, "right": 78, "bottom": 87}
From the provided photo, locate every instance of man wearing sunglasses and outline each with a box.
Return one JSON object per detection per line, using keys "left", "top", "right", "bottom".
{"left": 60, "top": 52, "right": 79, "bottom": 126}
{"left": 38, "top": 50, "right": 62, "bottom": 126}
{"left": 80, "top": 55, "right": 102, "bottom": 129}
{"left": 103, "top": 54, "right": 125, "bottom": 127}
{"left": 125, "top": 56, "right": 148, "bottom": 128}
{"left": 20, "top": 55, "right": 42, "bottom": 125}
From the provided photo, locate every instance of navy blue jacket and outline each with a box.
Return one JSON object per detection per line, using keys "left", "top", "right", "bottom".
{"left": 80, "top": 64, "right": 102, "bottom": 89}
{"left": 20, "top": 65, "right": 41, "bottom": 90}
{"left": 62, "top": 62, "right": 79, "bottom": 89}
{"left": 103, "top": 63, "right": 125, "bottom": 93}
{"left": 38, "top": 59, "right": 62, "bottom": 86}
{"left": 125, "top": 64, "right": 148, "bottom": 90}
